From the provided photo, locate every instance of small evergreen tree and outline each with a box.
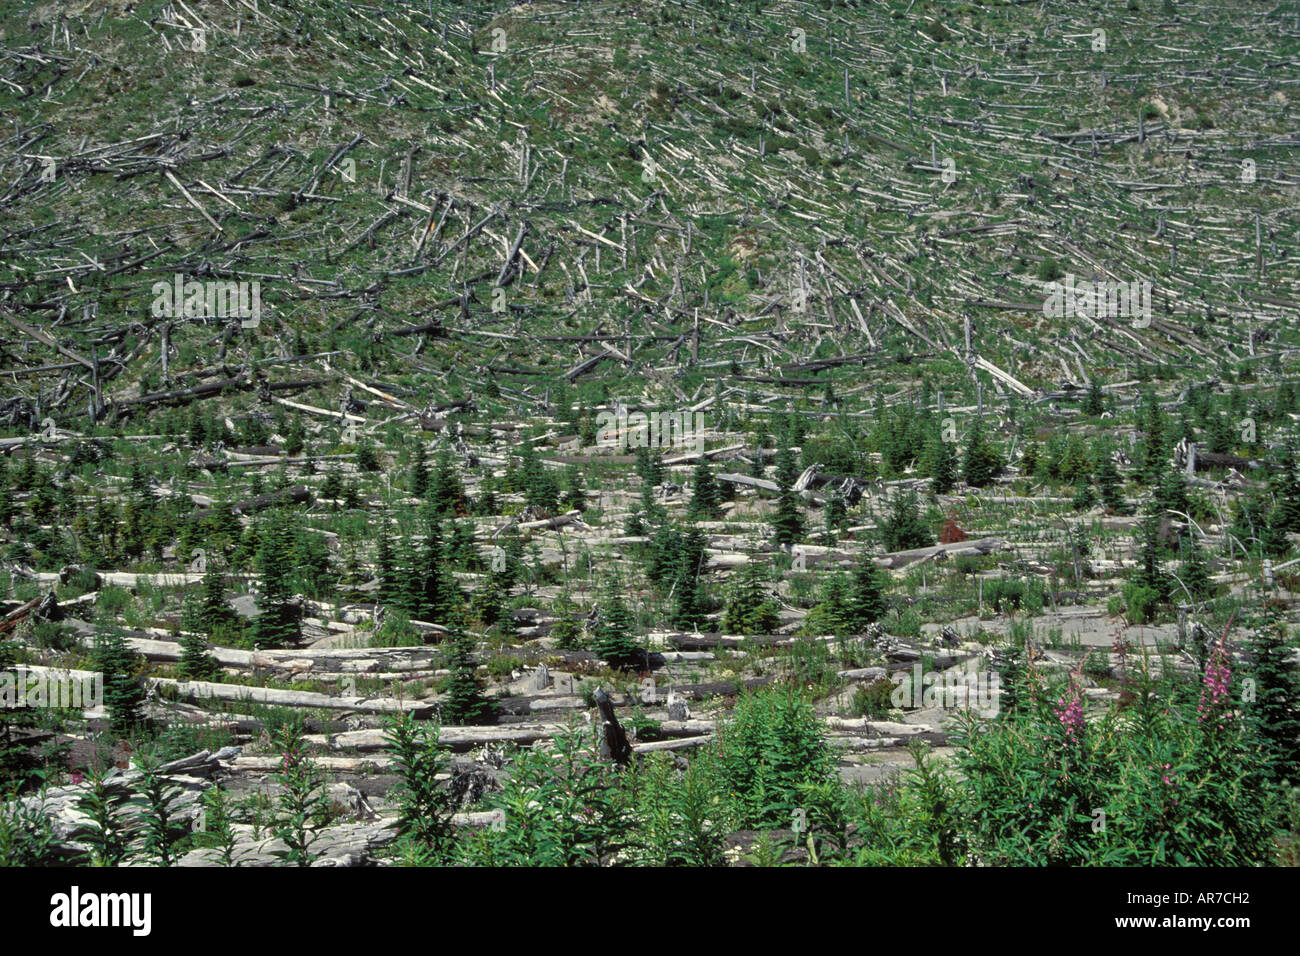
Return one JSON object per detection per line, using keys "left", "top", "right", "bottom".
{"left": 93, "top": 626, "right": 145, "bottom": 732}
{"left": 252, "top": 512, "right": 301, "bottom": 647}
{"left": 187, "top": 406, "right": 207, "bottom": 447}
{"left": 1083, "top": 379, "right": 1105, "bottom": 416}
{"left": 431, "top": 450, "right": 466, "bottom": 515}
{"left": 409, "top": 444, "right": 429, "bottom": 498}
{"left": 1095, "top": 450, "right": 1127, "bottom": 513}
{"left": 472, "top": 571, "right": 509, "bottom": 631}
{"left": 284, "top": 418, "right": 306, "bottom": 457}
{"left": 1207, "top": 412, "right": 1235, "bottom": 455}
{"left": 408, "top": 517, "right": 462, "bottom": 623}
{"left": 440, "top": 624, "right": 492, "bottom": 724}
{"left": 846, "top": 560, "right": 890, "bottom": 630}
{"left": 178, "top": 630, "right": 219, "bottom": 681}
{"left": 722, "top": 563, "right": 780, "bottom": 634}
{"left": 687, "top": 458, "right": 723, "bottom": 521}
{"left": 994, "top": 636, "right": 1030, "bottom": 719}
{"left": 803, "top": 573, "right": 852, "bottom": 636}
{"left": 1245, "top": 612, "right": 1300, "bottom": 783}
{"left": 1138, "top": 390, "right": 1167, "bottom": 485}
{"left": 668, "top": 527, "right": 708, "bottom": 630}
{"left": 1071, "top": 476, "right": 1096, "bottom": 511}
{"left": 1020, "top": 441, "right": 1040, "bottom": 478}
{"left": 515, "top": 443, "right": 559, "bottom": 512}
{"left": 0, "top": 479, "right": 14, "bottom": 529}
{"left": 1134, "top": 515, "right": 1163, "bottom": 591}
{"left": 961, "top": 417, "right": 1002, "bottom": 488}
{"left": 930, "top": 432, "right": 959, "bottom": 494}
{"left": 376, "top": 528, "right": 402, "bottom": 606}
{"left": 772, "top": 448, "right": 804, "bottom": 547}
{"left": 319, "top": 468, "right": 343, "bottom": 502}
{"left": 497, "top": 531, "right": 526, "bottom": 590}
{"left": 196, "top": 567, "right": 236, "bottom": 633}
{"left": 591, "top": 580, "right": 642, "bottom": 670}
{"left": 355, "top": 439, "right": 380, "bottom": 472}
{"left": 1153, "top": 470, "right": 1190, "bottom": 523}
{"left": 561, "top": 466, "right": 587, "bottom": 512}
{"left": 635, "top": 446, "right": 666, "bottom": 486}
{"left": 1059, "top": 436, "right": 1092, "bottom": 486}
{"left": 880, "top": 488, "right": 933, "bottom": 552}
{"left": 824, "top": 492, "right": 849, "bottom": 540}
{"left": 548, "top": 591, "right": 584, "bottom": 650}
{"left": 1267, "top": 450, "right": 1300, "bottom": 537}
{"left": 1179, "top": 533, "right": 1213, "bottom": 601}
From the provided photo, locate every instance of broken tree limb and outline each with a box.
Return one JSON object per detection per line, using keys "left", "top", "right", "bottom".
{"left": 163, "top": 170, "right": 224, "bottom": 232}
{"left": 2, "top": 312, "right": 95, "bottom": 370}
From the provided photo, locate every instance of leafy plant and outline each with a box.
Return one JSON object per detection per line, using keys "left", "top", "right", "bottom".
{"left": 384, "top": 714, "right": 455, "bottom": 858}
{"left": 271, "top": 722, "right": 330, "bottom": 866}
{"left": 701, "top": 688, "right": 835, "bottom": 830}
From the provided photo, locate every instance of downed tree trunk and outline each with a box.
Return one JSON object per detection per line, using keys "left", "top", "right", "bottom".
{"left": 314, "top": 724, "right": 561, "bottom": 751}
{"left": 229, "top": 754, "right": 401, "bottom": 773}
{"left": 664, "top": 632, "right": 784, "bottom": 650}
{"left": 191, "top": 484, "right": 312, "bottom": 519}
{"left": 307, "top": 718, "right": 716, "bottom": 753}
{"left": 111, "top": 632, "right": 442, "bottom": 672}
{"left": 0, "top": 590, "right": 65, "bottom": 635}
{"left": 479, "top": 509, "right": 588, "bottom": 538}
{"left": 1190, "top": 449, "right": 1270, "bottom": 472}
{"left": 150, "top": 676, "right": 434, "bottom": 716}
{"left": 632, "top": 736, "right": 714, "bottom": 753}
{"left": 663, "top": 443, "right": 743, "bottom": 466}
{"left": 33, "top": 571, "right": 208, "bottom": 589}
{"left": 874, "top": 536, "right": 1006, "bottom": 569}
{"left": 716, "top": 472, "right": 780, "bottom": 493}
{"left": 110, "top": 376, "right": 322, "bottom": 414}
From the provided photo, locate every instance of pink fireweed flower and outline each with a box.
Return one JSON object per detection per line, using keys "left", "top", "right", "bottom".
{"left": 1150, "top": 762, "right": 1174, "bottom": 786}
{"left": 1197, "top": 639, "right": 1232, "bottom": 724}
{"left": 1052, "top": 684, "right": 1085, "bottom": 745}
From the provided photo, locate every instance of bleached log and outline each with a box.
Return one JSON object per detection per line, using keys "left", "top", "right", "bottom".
{"left": 972, "top": 356, "right": 1036, "bottom": 398}
{"left": 308, "top": 719, "right": 717, "bottom": 753}
{"left": 149, "top": 676, "right": 433, "bottom": 715}
{"left": 875, "top": 536, "right": 1007, "bottom": 569}
{"left": 229, "top": 755, "right": 396, "bottom": 773}
{"left": 478, "top": 509, "right": 587, "bottom": 538}
{"left": 326, "top": 365, "right": 415, "bottom": 410}
{"left": 633, "top": 735, "right": 714, "bottom": 753}
{"left": 164, "top": 169, "right": 223, "bottom": 232}
{"left": 662, "top": 443, "right": 743, "bottom": 466}
{"left": 824, "top": 717, "right": 928, "bottom": 734}
{"left": 716, "top": 472, "right": 780, "bottom": 492}
{"left": 271, "top": 396, "right": 365, "bottom": 423}
{"left": 706, "top": 553, "right": 751, "bottom": 568}
{"left": 311, "top": 725, "right": 562, "bottom": 752}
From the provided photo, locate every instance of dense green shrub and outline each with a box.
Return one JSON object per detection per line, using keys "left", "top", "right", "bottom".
{"left": 700, "top": 688, "right": 835, "bottom": 830}
{"left": 458, "top": 725, "right": 633, "bottom": 866}
{"left": 950, "top": 661, "right": 1276, "bottom": 865}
